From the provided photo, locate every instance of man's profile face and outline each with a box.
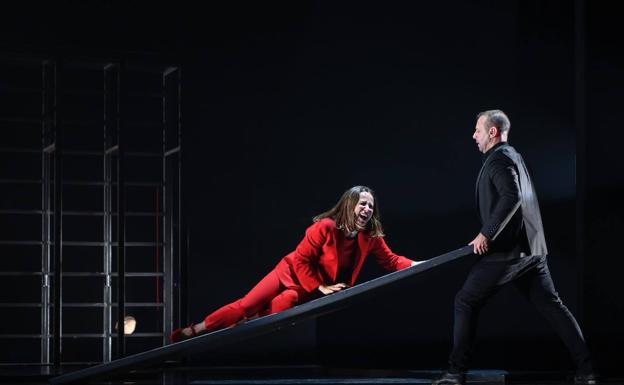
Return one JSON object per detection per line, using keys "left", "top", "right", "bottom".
{"left": 472, "top": 116, "right": 491, "bottom": 154}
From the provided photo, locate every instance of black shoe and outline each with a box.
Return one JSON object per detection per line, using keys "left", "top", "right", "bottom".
{"left": 574, "top": 372, "right": 598, "bottom": 385}
{"left": 432, "top": 371, "right": 466, "bottom": 385}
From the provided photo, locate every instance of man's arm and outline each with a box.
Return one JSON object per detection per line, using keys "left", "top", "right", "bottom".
{"left": 472, "top": 157, "right": 522, "bottom": 254}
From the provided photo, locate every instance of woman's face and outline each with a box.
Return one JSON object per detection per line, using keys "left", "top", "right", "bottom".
{"left": 354, "top": 191, "right": 374, "bottom": 230}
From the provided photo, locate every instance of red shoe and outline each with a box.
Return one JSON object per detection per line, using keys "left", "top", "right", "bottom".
{"left": 169, "top": 324, "right": 196, "bottom": 343}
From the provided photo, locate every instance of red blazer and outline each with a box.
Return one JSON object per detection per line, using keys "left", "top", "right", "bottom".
{"left": 283, "top": 218, "right": 413, "bottom": 292}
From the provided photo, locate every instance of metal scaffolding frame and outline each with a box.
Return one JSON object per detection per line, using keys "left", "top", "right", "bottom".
{"left": 0, "top": 55, "right": 185, "bottom": 366}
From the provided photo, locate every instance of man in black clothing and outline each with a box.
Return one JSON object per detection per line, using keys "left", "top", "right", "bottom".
{"left": 432, "top": 110, "right": 596, "bottom": 385}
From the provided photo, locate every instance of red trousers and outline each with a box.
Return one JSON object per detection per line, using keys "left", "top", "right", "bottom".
{"left": 203, "top": 260, "right": 317, "bottom": 332}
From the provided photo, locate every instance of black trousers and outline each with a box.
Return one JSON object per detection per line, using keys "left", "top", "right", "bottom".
{"left": 449, "top": 255, "right": 592, "bottom": 373}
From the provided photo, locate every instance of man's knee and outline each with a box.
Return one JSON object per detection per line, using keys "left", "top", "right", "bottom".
{"left": 454, "top": 289, "right": 483, "bottom": 312}
{"left": 533, "top": 292, "right": 566, "bottom": 313}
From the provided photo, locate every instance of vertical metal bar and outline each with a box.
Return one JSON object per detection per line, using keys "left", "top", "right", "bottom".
{"left": 177, "top": 68, "right": 187, "bottom": 331}
{"left": 162, "top": 69, "right": 173, "bottom": 342}
{"left": 574, "top": 0, "right": 586, "bottom": 324}
{"left": 41, "top": 59, "right": 54, "bottom": 365}
{"left": 162, "top": 66, "right": 183, "bottom": 341}
{"left": 52, "top": 59, "right": 63, "bottom": 368}
{"left": 103, "top": 63, "right": 117, "bottom": 362}
{"left": 116, "top": 63, "right": 126, "bottom": 358}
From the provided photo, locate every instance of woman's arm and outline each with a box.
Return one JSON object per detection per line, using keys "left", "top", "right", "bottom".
{"left": 370, "top": 236, "right": 415, "bottom": 271}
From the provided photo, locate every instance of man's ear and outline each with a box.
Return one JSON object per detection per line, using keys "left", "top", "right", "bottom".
{"left": 488, "top": 126, "right": 499, "bottom": 138}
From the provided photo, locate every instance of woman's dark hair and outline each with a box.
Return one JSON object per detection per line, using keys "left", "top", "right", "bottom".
{"left": 313, "top": 185, "right": 384, "bottom": 237}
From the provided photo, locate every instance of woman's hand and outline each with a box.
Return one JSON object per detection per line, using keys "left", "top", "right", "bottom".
{"left": 318, "top": 283, "right": 349, "bottom": 295}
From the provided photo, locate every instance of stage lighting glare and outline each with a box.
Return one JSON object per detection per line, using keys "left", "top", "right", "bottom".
{"left": 114, "top": 316, "right": 137, "bottom": 335}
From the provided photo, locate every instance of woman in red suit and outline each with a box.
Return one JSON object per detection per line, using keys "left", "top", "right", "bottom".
{"left": 170, "top": 185, "right": 420, "bottom": 343}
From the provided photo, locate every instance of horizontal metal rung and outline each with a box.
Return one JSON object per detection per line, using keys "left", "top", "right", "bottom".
{"left": 63, "top": 334, "right": 105, "bottom": 338}
{"left": 0, "top": 209, "right": 43, "bottom": 215}
{"left": 0, "top": 147, "right": 42, "bottom": 154}
{"left": 121, "top": 182, "right": 164, "bottom": 187}
{"left": 63, "top": 241, "right": 107, "bottom": 246}
{"left": 60, "top": 211, "right": 165, "bottom": 217}
{"left": 64, "top": 150, "right": 104, "bottom": 156}
{"left": 45, "top": 361, "right": 102, "bottom": 366}
{"left": 0, "top": 179, "right": 41, "bottom": 184}
{"left": 63, "top": 272, "right": 165, "bottom": 277}
{"left": 63, "top": 241, "right": 164, "bottom": 247}
{"left": 0, "top": 241, "right": 166, "bottom": 246}
{"left": 164, "top": 146, "right": 180, "bottom": 157}
{"left": 62, "top": 60, "right": 116, "bottom": 70}
{"left": 111, "top": 333, "right": 163, "bottom": 337}
{"left": 43, "top": 143, "right": 55, "bottom": 153}
{"left": 2, "top": 333, "right": 165, "bottom": 338}
{"left": 116, "top": 212, "right": 166, "bottom": 217}
{"left": 0, "top": 53, "right": 49, "bottom": 64}
{"left": 126, "top": 151, "right": 164, "bottom": 158}
{"left": 59, "top": 181, "right": 164, "bottom": 187}
{"left": 127, "top": 91, "right": 164, "bottom": 99}
{"left": 64, "top": 334, "right": 163, "bottom": 338}
{"left": 104, "top": 145, "right": 118, "bottom": 155}
{"left": 63, "top": 120, "right": 164, "bottom": 130}
{"left": 63, "top": 120, "right": 103, "bottom": 127}
{"left": 0, "top": 272, "right": 164, "bottom": 277}
{"left": 58, "top": 150, "right": 165, "bottom": 157}
{"left": 0, "top": 240, "right": 42, "bottom": 245}
{"left": 61, "top": 89, "right": 103, "bottom": 97}
{"left": 0, "top": 334, "right": 43, "bottom": 338}
{"left": 0, "top": 117, "right": 42, "bottom": 124}
{"left": 62, "top": 303, "right": 164, "bottom": 308}
{"left": 111, "top": 303, "right": 164, "bottom": 307}
{"left": 0, "top": 303, "right": 164, "bottom": 308}
{"left": 125, "top": 121, "right": 164, "bottom": 129}
{"left": 60, "top": 211, "right": 104, "bottom": 216}
{"left": 0, "top": 361, "right": 56, "bottom": 366}
{"left": 127, "top": 63, "right": 179, "bottom": 74}
{"left": 0, "top": 210, "right": 166, "bottom": 216}
{"left": 163, "top": 66, "right": 179, "bottom": 76}
{"left": 0, "top": 149, "right": 165, "bottom": 157}
{"left": 61, "top": 181, "right": 104, "bottom": 186}
{"left": 0, "top": 86, "right": 42, "bottom": 95}
{"left": 102, "top": 150, "right": 165, "bottom": 158}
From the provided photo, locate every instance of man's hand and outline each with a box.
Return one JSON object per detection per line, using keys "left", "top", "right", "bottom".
{"left": 318, "top": 283, "right": 348, "bottom": 295}
{"left": 469, "top": 233, "right": 490, "bottom": 255}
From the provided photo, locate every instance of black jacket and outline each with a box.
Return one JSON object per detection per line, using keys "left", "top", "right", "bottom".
{"left": 476, "top": 142, "right": 548, "bottom": 258}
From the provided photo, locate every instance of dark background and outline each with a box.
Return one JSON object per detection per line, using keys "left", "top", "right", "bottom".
{"left": 1, "top": 0, "right": 622, "bottom": 374}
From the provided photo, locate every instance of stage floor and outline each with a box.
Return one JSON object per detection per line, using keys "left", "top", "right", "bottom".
{"left": 0, "top": 365, "right": 619, "bottom": 385}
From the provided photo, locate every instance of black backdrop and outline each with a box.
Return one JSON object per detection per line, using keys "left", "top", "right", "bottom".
{"left": 1, "top": 0, "right": 622, "bottom": 374}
